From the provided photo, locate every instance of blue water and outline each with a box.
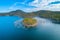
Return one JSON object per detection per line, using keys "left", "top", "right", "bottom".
{"left": 0, "top": 16, "right": 21, "bottom": 40}
{"left": 0, "top": 16, "right": 60, "bottom": 40}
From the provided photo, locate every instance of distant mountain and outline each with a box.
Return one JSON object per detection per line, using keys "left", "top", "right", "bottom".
{"left": 0, "top": 10, "right": 26, "bottom": 17}
{"left": 0, "top": 10, "right": 60, "bottom": 24}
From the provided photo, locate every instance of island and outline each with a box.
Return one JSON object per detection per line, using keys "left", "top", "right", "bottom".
{"left": 23, "top": 18, "right": 37, "bottom": 28}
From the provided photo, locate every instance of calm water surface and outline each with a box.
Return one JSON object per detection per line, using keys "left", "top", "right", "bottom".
{"left": 0, "top": 16, "right": 60, "bottom": 40}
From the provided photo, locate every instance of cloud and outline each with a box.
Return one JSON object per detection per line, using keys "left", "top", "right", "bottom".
{"left": 27, "top": 0, "right": 60, "bottom": 12}
{"left": 9, "top": 0, "right": 60, "bottom": 12}
{"left": 8, "top": 0, "right": 36, "bottom": 11}
{"left": 48, "top": 1, "right": 60, "bottom": 5}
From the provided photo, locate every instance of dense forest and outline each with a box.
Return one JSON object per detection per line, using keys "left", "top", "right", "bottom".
{"left": 0, "top": 10, "right": 60, "bottom": 24}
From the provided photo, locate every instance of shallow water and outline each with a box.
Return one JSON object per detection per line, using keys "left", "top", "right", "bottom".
{"left": 0, "top": 16, "right": 60, "bottom": 40}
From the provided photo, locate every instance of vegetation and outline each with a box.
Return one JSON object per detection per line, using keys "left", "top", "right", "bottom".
{"left": 0, "top": 10, "right": 60, "bottom": 24}
{"left": 37, "top": 11, "right": 60, "bottom": 24}
{"left": 23, "top": 18, "right": 37, "bottom": 25}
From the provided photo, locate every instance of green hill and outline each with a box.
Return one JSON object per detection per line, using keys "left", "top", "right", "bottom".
{"left": 0, "top": 10, "right": 60, "bottom": 24}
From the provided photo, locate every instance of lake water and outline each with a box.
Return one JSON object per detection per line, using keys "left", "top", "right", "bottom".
{"left": 0, "top": 16, "right": 60, "bottom": 40}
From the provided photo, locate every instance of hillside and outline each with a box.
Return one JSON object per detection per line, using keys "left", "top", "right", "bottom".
{"left": 33, "top": 10, "right": 60, "bottom": 24}
{"left": 0, "top": 10, "right": 60, "bottom": 24}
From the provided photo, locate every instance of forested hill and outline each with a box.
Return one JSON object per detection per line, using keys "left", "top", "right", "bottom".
{"left": 0, "top": 10, "right": 60, "bottom": 24}
{"left": 33, "top": 10, "right": 60, "bottom": 24}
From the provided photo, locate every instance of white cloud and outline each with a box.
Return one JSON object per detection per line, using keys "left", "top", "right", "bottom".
{"left": 8, "top": 0, "right": 27, "bottom": 10}
{"left": 26, "top": 0, "right": 60, "bottom": 12}
{"left": 9, "top": 0, "right": 60, "bottom": 12}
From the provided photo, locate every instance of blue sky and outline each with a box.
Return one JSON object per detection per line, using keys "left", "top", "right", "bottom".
{"left": 0, "top": 0, "right": 60, "bottom": 12}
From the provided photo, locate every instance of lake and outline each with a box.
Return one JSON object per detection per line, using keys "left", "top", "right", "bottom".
{"left": 0, "top": 16, "right": 60, "bottom": 40}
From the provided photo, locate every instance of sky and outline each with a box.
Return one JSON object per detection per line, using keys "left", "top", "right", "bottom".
{"left": 0, "top": 0, "right": 60, "bottom": 12}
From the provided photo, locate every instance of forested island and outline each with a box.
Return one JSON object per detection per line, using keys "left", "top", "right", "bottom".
{"left": 0, "top": 10, "right": 60, "bottom": 24}
{"left": 23, "top": 18, "right": 37, "bottom": 28}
